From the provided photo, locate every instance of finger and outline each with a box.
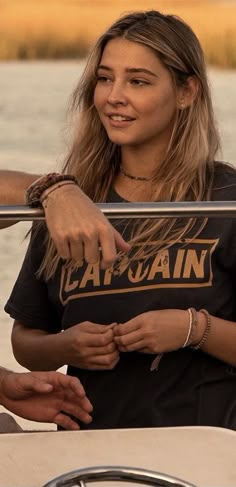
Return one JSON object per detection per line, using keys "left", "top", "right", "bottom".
{"left": 43, "top": 205, "right": 72, "bottom": 260}
{"left": 73, "top": 356, "right": 120, "bottom": 370}
{"left": 114, "top": 329, "right": 143, "bottom": 347}
{"left": 99, "top": 225, "right": 131, "bottom": 269}
{"left": 83, "top": 235, "right": 100, "bottom": 265}
{"left": 69, "top": 239, "right": 84, "bottom": 265}
{"left": 113, "top": 319, "right": 140, "bottom": 336}
{"left": 53, "top": 237, "right": 71, "bottom": 260}
{"left": 102, "top": 322, "right": 117, "bottom": 332}
{"left": 79, "top": 322, "right": 111, "bottom": 334}
{"left": 82, "top": 329, "right": 115, "bottom": 347}
{"left": 89, "top": 350, "right": 120, "bottom": 367}
{"left": 114, "top": 228, "right": 131, "bottom": 253}
{"left": 99, "top": 227, "right": 118, "bottom": 269}
{"left": 88, "top": 356, "right": 120, "bottom": 370}
{"left": 59, "top": 400, "right": 93, "bottom": 423}
{"left": 18, "top": 374, "right": 54, "bottom": 394}
{"left": 75, "top": 395, "right": 93, "bottom": 415}
{"left": 117, "top": 339, "right": 145, "bottom": 352}
{"left": 53, "top": 412, "right": 80, "bottom": 430}
{"left": 32, "top": 372, "right": 87, "bottom": 397}
{"left": 55, "top": 375, "right": 92, "bottom": 405}
{"left": 85, "top": 341, "right": 117, "bottom": 356}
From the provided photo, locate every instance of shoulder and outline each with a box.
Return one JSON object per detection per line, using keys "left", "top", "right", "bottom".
{"left": 211, "top": 161, "right": 236, "bottom": 201}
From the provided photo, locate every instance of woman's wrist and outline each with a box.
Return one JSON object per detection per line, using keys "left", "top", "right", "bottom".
{"left": 181, "top": 309, "right": 208, "bottom": 348}
{"left": 50, "top": 331, "right": 69, "bottom": 369}
{"left": 25, "top": 173, "right": 78, "bottom": 208}
{"left": 41, "top": 180, "right": 76, "bottom": 208}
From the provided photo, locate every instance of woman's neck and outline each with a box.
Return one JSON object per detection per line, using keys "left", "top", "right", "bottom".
{"left": 120, "top": 144, "right": 166, "bottom": 180}
{"left": 115, "top": 145, "right": 167, "bottom": 202}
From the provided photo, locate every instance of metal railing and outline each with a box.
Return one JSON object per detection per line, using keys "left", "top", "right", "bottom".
{"left": 1, "top": 201, "right": 236, "bottom": 220}
{"left": 42, "top": 466, "right": 197, "bottom": 487}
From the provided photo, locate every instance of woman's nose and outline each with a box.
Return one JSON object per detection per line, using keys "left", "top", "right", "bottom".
{"left": 107, "top": 82, "right": 127, "bottom": 105}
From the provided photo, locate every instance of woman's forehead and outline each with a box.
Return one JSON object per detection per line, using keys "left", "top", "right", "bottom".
{"left": 100, "top": 38, "right": 164, "bottom": 73}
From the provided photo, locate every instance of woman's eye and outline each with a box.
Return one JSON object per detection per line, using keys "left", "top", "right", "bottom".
{"left": 96, "top": 75, "right": 112, "bottom": 83}
{"left": 131, "top": 79, "right": 149, "bottom": 86}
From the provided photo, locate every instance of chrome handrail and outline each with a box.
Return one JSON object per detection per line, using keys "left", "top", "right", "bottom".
{"left": 1, "top": 201, "right": 236, "bottom": 220}
{"left": 42, "top": 466, "right": 197, "bottom": 487}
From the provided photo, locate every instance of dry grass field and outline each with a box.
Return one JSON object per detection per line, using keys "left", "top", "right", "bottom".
{"left": 0, "top": 0, "right": 236, "bottom": 67}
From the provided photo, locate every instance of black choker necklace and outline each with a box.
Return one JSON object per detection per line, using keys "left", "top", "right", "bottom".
{"left": 120, "top": 165, "right": 152, "bottom": 181}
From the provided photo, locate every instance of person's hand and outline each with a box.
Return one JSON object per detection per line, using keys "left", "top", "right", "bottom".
{"left": 42, "top": 184, "right": 130, "bottom": 268}
{"left": 62, "top": 322, "right": 120, "bottom": 370}
{"left": 113, "top": 309, "right": 190, "bottom": 354}
{"left": 0, "top": 370, "right": 93, "bottom": 430}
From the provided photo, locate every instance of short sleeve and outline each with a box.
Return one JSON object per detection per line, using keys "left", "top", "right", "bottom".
{"left": 4, "top": 224, "right": 61, "bottom": 333}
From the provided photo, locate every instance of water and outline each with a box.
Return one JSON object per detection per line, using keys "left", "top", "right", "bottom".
{"left": 0, "top": 61, "right": 235, "bottom": 428}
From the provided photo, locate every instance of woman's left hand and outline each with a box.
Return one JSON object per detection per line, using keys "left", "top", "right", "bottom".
{"left": 113, "top": 309, "right": 190, "bottom": 354}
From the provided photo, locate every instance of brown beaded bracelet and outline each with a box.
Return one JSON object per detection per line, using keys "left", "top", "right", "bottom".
{"left": 25, "top": 173, "right": 78, "bottom": 207}
{"left": 192, "top": 309, "right": 211, "bottom": 350}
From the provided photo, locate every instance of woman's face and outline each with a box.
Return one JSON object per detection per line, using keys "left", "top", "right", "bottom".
{"left": 94, "top": 37, "right": 180, "bottom": 151}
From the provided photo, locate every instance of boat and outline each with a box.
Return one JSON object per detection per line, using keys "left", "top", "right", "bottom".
{"left": 1, "top": 426, "right": 236, "bottom": 486}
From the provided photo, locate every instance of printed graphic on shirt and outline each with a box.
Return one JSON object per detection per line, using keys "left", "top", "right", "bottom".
{"left": 59, "top": 238, "right": 219, "bottom": 305}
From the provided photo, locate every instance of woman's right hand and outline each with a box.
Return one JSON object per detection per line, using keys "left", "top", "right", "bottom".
{"left": 62, "top": 322, "right": 120, "bottom": 370}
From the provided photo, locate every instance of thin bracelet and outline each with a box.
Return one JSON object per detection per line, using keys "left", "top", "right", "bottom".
{"left": 182, "top": 308, "right": 193, "bottom": 348}
{"left": 187, "top": 307, "right": 198, "bottom": 346}
{"left": 192, "top": 309, "right": 211, "bottom": 350}
{"left": 25, "top": 173, "right": 78, "bottom": 207}
{"left": 41, "top": 181, "right": 76, "bottom": 208}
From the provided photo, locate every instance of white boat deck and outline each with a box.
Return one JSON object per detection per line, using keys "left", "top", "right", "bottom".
{"left": 0, "top": 426, "right": 235, "bottom": 487}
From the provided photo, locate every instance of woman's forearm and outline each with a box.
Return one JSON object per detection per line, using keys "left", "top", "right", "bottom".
{"left": 11, "top": 322, "right": 66, "bottom": 371}
{"left": 0, "top": 171, "right": 39, "bottom": 229}
{"left": 0, "top": 171, "right": 39, "bottom": 205}
{"left": 173, "top": 310, "right": 236, "bottom": 366}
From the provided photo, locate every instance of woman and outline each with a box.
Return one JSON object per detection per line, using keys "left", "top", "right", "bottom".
{"left": 5, "top": 10, "right": 236, "bottom": 429}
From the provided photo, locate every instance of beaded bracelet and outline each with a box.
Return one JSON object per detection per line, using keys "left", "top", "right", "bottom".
{"left": 192, "top": 309, "right": 211, "bottom": 350}
{"left": 25, "top": 173, "right": 78, "bottom": 207}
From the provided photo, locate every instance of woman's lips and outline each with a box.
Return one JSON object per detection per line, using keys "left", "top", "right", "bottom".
{"left": 107, "top": 114, "right": 135, "bottom": 127}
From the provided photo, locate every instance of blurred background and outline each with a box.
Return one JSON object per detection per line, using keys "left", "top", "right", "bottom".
{"left": 0, "top": 0, "right": 236, "bottom": 429}
{"left": 0, "top": 0, "right": 236, "bottom": 66}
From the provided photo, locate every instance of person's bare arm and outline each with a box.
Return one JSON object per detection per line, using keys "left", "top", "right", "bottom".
{"left": 0, "top": 170, "right": 39, "bottom": 229}
{"left": 11, "top": 321, "right": 119, "bottom": 371}
{"left": 0, "top": 170, "right": 38, "bottom": 205}
{"left": 0, "top": 170, "right": 130, "bottom": 266}
{"left": 113, "top": 309, "right": 236, "bottom": 367}
{"left": 11, "top": 323, "right": 66, "bottom": 371}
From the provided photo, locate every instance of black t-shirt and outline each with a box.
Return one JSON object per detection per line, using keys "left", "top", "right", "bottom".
{"left": 5, "top": 162, "right": 236, "bottom": 429}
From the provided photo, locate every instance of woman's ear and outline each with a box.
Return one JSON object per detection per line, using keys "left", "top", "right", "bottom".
{"left": 178, "top": 76, "right": 200, "bottom": 109}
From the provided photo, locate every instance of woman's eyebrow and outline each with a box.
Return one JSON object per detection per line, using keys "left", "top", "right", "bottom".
{"left": 126, "top": 67, "right": 158, "bottom": 78}
{"left": 97, "top": 65, "right": 158, "bottom": 78}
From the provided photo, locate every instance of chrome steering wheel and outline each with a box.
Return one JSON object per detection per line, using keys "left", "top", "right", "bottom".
{"left": 42, "top": 465, "right": 197, "bottom": 487}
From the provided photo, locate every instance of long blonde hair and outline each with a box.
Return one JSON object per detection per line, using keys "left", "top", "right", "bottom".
{"left": 39, "top": 10, "right": 221, "bottom": 279}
